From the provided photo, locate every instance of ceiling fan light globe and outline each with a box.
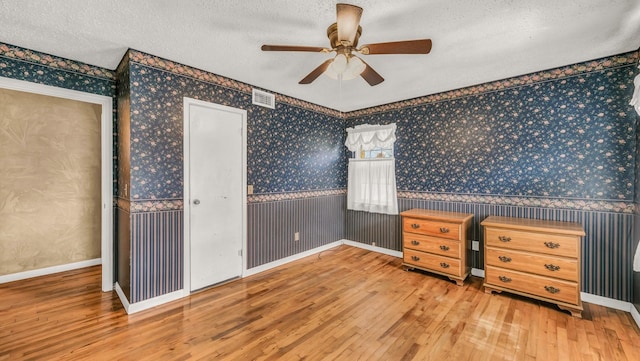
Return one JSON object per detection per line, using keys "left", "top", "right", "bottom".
{"left": 350, "top": 56, "right": 366, "bottom": 74}
{"left": 341, "top": 70, "right": 358, "bottom": 80}
{"left": 341, "top": 56, "right": 365, "bottom": 80}
{"left": 324, "top": 61, "right": 339, "bottom": 79}
{"left": 332, "top": 53, "right": 348, "bottom": 73}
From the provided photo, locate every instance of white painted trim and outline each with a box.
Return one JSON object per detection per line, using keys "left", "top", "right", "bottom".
{"left": 243, "top": 241, "right": 343, "bottom": 277}
{"left": 118, "top": 284, "right": 186, "bottom": 314}
{"left": 471, "top": 268, "right": 485, "bottom": 278}
{"left": 581, "top": 292, "right": 632, "bottom": 312}
{"left": 343, "top": 240, "right": 403, "bottom": 258}
{"left": 114, "top": 282, "right": 131, "bottom": 312}
{"left": 631, "top": 304, "right": 640, "bottom": 330}
{"left": 0, "top": 258, "right": 101, "bottom": 284}
{"left": 0, "top": 77, "right": 113, "bottom": 292}
{"left": 183, "top": 97, "right": 247, "bottom": 294}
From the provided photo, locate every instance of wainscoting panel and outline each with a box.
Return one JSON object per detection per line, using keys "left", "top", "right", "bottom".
{"left": 247, "top": 195, "right": 346, "bottom": 269}
{"left": 346, "top": 198, "right": 634, "bottom": 301}
{"left": 130, "top": 210, "right": 183, "bottom": 303}
{"left": 116, "top": 206, "right": 131, "bottom": 301}
{"left": 345, "top": 211, "right": 401, "bottom": 251}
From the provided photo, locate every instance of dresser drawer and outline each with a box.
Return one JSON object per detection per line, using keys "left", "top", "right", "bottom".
{"left": 485, "top": 227, "right": 578, "bottom": 258}
{"left": 403, "top": 233, "right": 461, "bottom": 258}
{"left": 486, "top": 247, "right": 578, "bottom": 282}
{"left": 403, "top": 249, "right": 460, "bottom": 277}
{"left": 403, "top": 218, "right": 459, "bottom": 240}
{"left": 485, "top": 266, "right": 579, "bottom": 305}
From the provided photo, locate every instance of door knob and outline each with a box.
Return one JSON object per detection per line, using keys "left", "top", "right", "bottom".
{"left": 193, "top": 199, "right": 200, "bottom": 205}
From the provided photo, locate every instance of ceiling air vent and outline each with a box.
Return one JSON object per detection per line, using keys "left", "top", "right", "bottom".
{"left": 252, "top": 88, "right": 275, "bottom": 109}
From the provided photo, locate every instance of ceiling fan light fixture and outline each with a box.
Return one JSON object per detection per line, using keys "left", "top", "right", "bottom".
{"left": 324, "top": 54, "right": 365, "bottom": 81}
{"left": 343, "top": 56, "right": 366, "bottom": 80}
{"left": 261, "top": 3, "right": 431, "bottom": 86}
{"left": 332, "top": 53, "right": 348, "bottom": 73}
{"left": 324, "top": 62, "right": 339, "bottom": 80}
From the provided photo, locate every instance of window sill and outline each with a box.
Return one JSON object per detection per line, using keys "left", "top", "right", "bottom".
{"left": 349, "top": 157, "right": 395, "bottom": 162}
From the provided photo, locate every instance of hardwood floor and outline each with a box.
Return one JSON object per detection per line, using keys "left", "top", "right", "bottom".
{"left": 1, "top": 245, "right": 639, "bottom": 360}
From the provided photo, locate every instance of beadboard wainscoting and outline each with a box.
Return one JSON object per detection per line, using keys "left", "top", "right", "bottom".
{"left": 346, "top": 197, "right": 635, "bottom": 302}
{"left": 247, "top": 194, "right": 346, "bottom": 269}
{"left": 130, "top": 210, "right": 183, "bottom": 303}
{"left": 116, "top": 205, "right": 131, "bottom": 301}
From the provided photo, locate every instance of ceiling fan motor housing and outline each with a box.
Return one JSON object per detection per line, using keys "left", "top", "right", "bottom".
{"left": 327, "top": 22, "right": 362, "bottom": 49}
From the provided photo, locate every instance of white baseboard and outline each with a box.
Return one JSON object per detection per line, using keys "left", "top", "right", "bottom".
{"left": 116, "top": 281, "right": 186, "bottom": 314}
{"left": 114, "top": 282, "right": 130, "bottom": 312}
{"left": 343, "top": 240, "right": 403, "bottom": 258}
{"left": 580, "top": 293, "right": 640, "bottom": 329}
{"left": 580, "top": 292, "right": 633, "bottom": 312}
{"left": 243, "top": 240, "right": 344, "bottom": 277}
{"left": 631, "top": 304, "right": 640, "bottom": 329}
{"left": 0, "top": 258, "right": 101, "bottom": 284}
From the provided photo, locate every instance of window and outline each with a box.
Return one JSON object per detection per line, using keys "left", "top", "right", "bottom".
{"left": 345, "top": 124, "right": 398, "bottom": 215}
{"left": 360, "top": 146, "right": 393, "bottom": 159}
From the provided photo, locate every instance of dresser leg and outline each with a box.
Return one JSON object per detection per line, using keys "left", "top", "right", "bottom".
{"left": 450, "top": 278, "right": 464, "bottom": 287}
{"left": 484, "top": 285, "right": 502, "bottom": 295}
{"left": 402, "top": 265, "right": 413, "bottom": 272}
{"left": 558, "top": 305, "right": 583, "bottom": 318}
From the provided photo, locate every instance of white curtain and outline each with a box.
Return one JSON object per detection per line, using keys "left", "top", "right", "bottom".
{"left": 347, "top": 158, "right": 398, "bottom": 215}
{"left": 631, "top": 67, "right": 640, "bottom": 115}
{"left": 345, "top": 123, "right": 397, "bottom": 151}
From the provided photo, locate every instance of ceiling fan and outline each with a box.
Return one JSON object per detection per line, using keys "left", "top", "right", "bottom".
{"left": 261, "top": 3, "right": 432, "bottom": 86}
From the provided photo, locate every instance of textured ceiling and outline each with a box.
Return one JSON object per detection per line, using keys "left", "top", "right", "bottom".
{"left": 1, "top": 0, "right": 639, "bottom": 112}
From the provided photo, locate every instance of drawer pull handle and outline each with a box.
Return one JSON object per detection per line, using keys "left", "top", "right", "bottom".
{"left": 411, "top": 240, "right": 420, "bottom": 246}
{"left": 439, "top": 227, "right": 450, "bottom": 233}
{"left": 498, "top": 276, "right": 512, "bottom": 283}
{"left": 498, "top": 256, "right": 512, "bottom": 263}
{"left": 498, "top": 236, "right": 511, "bottom": 242}
{"left": 439, "top": 262, "right": 450, "bottom": 269}
{"left": 544, "top": 264, "right": 560, "bottom": 271}
{"left": 411, "top": 223, "right": 420, "bottom": 229}
{"left": 544, "top": 241, "right": 560, "bottom": 249}
{"left": 411, "top": 255, "right": 420, "bottom": 261}
{"left": 439, "top": 245, "right": 450, "bottom": 251}
{"left": 544, "top": 286, "right": 560, "bottom": 294}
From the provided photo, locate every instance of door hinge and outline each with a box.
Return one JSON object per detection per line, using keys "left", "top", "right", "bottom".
{"left": 238, "top": 249, "right": 243, "bottom": 256}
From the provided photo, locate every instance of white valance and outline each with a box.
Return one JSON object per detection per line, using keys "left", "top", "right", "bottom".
{"left": 345, "top": 123, "right": 397, "bottom": 152}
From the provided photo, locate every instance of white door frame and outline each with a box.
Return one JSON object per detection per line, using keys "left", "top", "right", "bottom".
{"left": 0, "top": 76, "right": 114, "bottom": 291}
{"left": 183, "top": 97, "right": 247, "bottom": 294}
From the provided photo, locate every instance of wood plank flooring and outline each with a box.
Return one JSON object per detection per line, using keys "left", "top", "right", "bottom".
{"left": 1, "top": 245, "right": 639, "bottom": 360}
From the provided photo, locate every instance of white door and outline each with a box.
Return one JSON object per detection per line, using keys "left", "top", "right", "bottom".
{"left": 185, "top": 99, "right": 245, "bottom": 292}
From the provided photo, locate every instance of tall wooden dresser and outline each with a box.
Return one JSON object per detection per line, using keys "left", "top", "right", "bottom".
{"left": 401, "top": 209, "right": 473, "bottom": 286}
{"left": 481, "top": 216, "right": 585, "bottom": 317}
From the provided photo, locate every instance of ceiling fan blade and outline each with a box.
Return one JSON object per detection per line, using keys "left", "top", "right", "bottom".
{"left": 336, "top": 3, "right": 363, "bottom": 45}
{"left": 262, "top": 45, "right": 330, "bottom": 52}
{"left": 360, "top": 39, "right": 432, "bottom": 55}
{"left": 299, "top": 58, "right": 334, "bottom": 84}
{"left": 358, "top": 58, "right": 384, "bottom": 86}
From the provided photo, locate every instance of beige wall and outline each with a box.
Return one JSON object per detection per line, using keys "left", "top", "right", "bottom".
{"left": 0, "top": 88, "right": 101, "bottom": 276}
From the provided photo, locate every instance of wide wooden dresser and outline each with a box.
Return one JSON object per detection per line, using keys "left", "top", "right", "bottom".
{"left": 400, "top": 209, "right": 473, "bottom": 286}
{"left": 481, "top": 216, "right": 585, "bottom": 317}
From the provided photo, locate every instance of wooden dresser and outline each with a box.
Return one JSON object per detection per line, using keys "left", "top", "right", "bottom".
{"left": 481, "top": 216, "right": 585, "bottom": 317}
{"left": 401, "top": 209, "right": 473, "bottom": 286}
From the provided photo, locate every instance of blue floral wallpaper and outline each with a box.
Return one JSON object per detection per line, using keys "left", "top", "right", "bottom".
{"left": 4, "top": 40, "right": 640, "bottom": 304}
{"left": 0, "top": 43, "right": 115, "bottom": 90}
{"left": 127, "top": 58, "right": 346, "bottom": 201}
{"left": 347, "top": 64, "right": 637, "bottom": 203}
